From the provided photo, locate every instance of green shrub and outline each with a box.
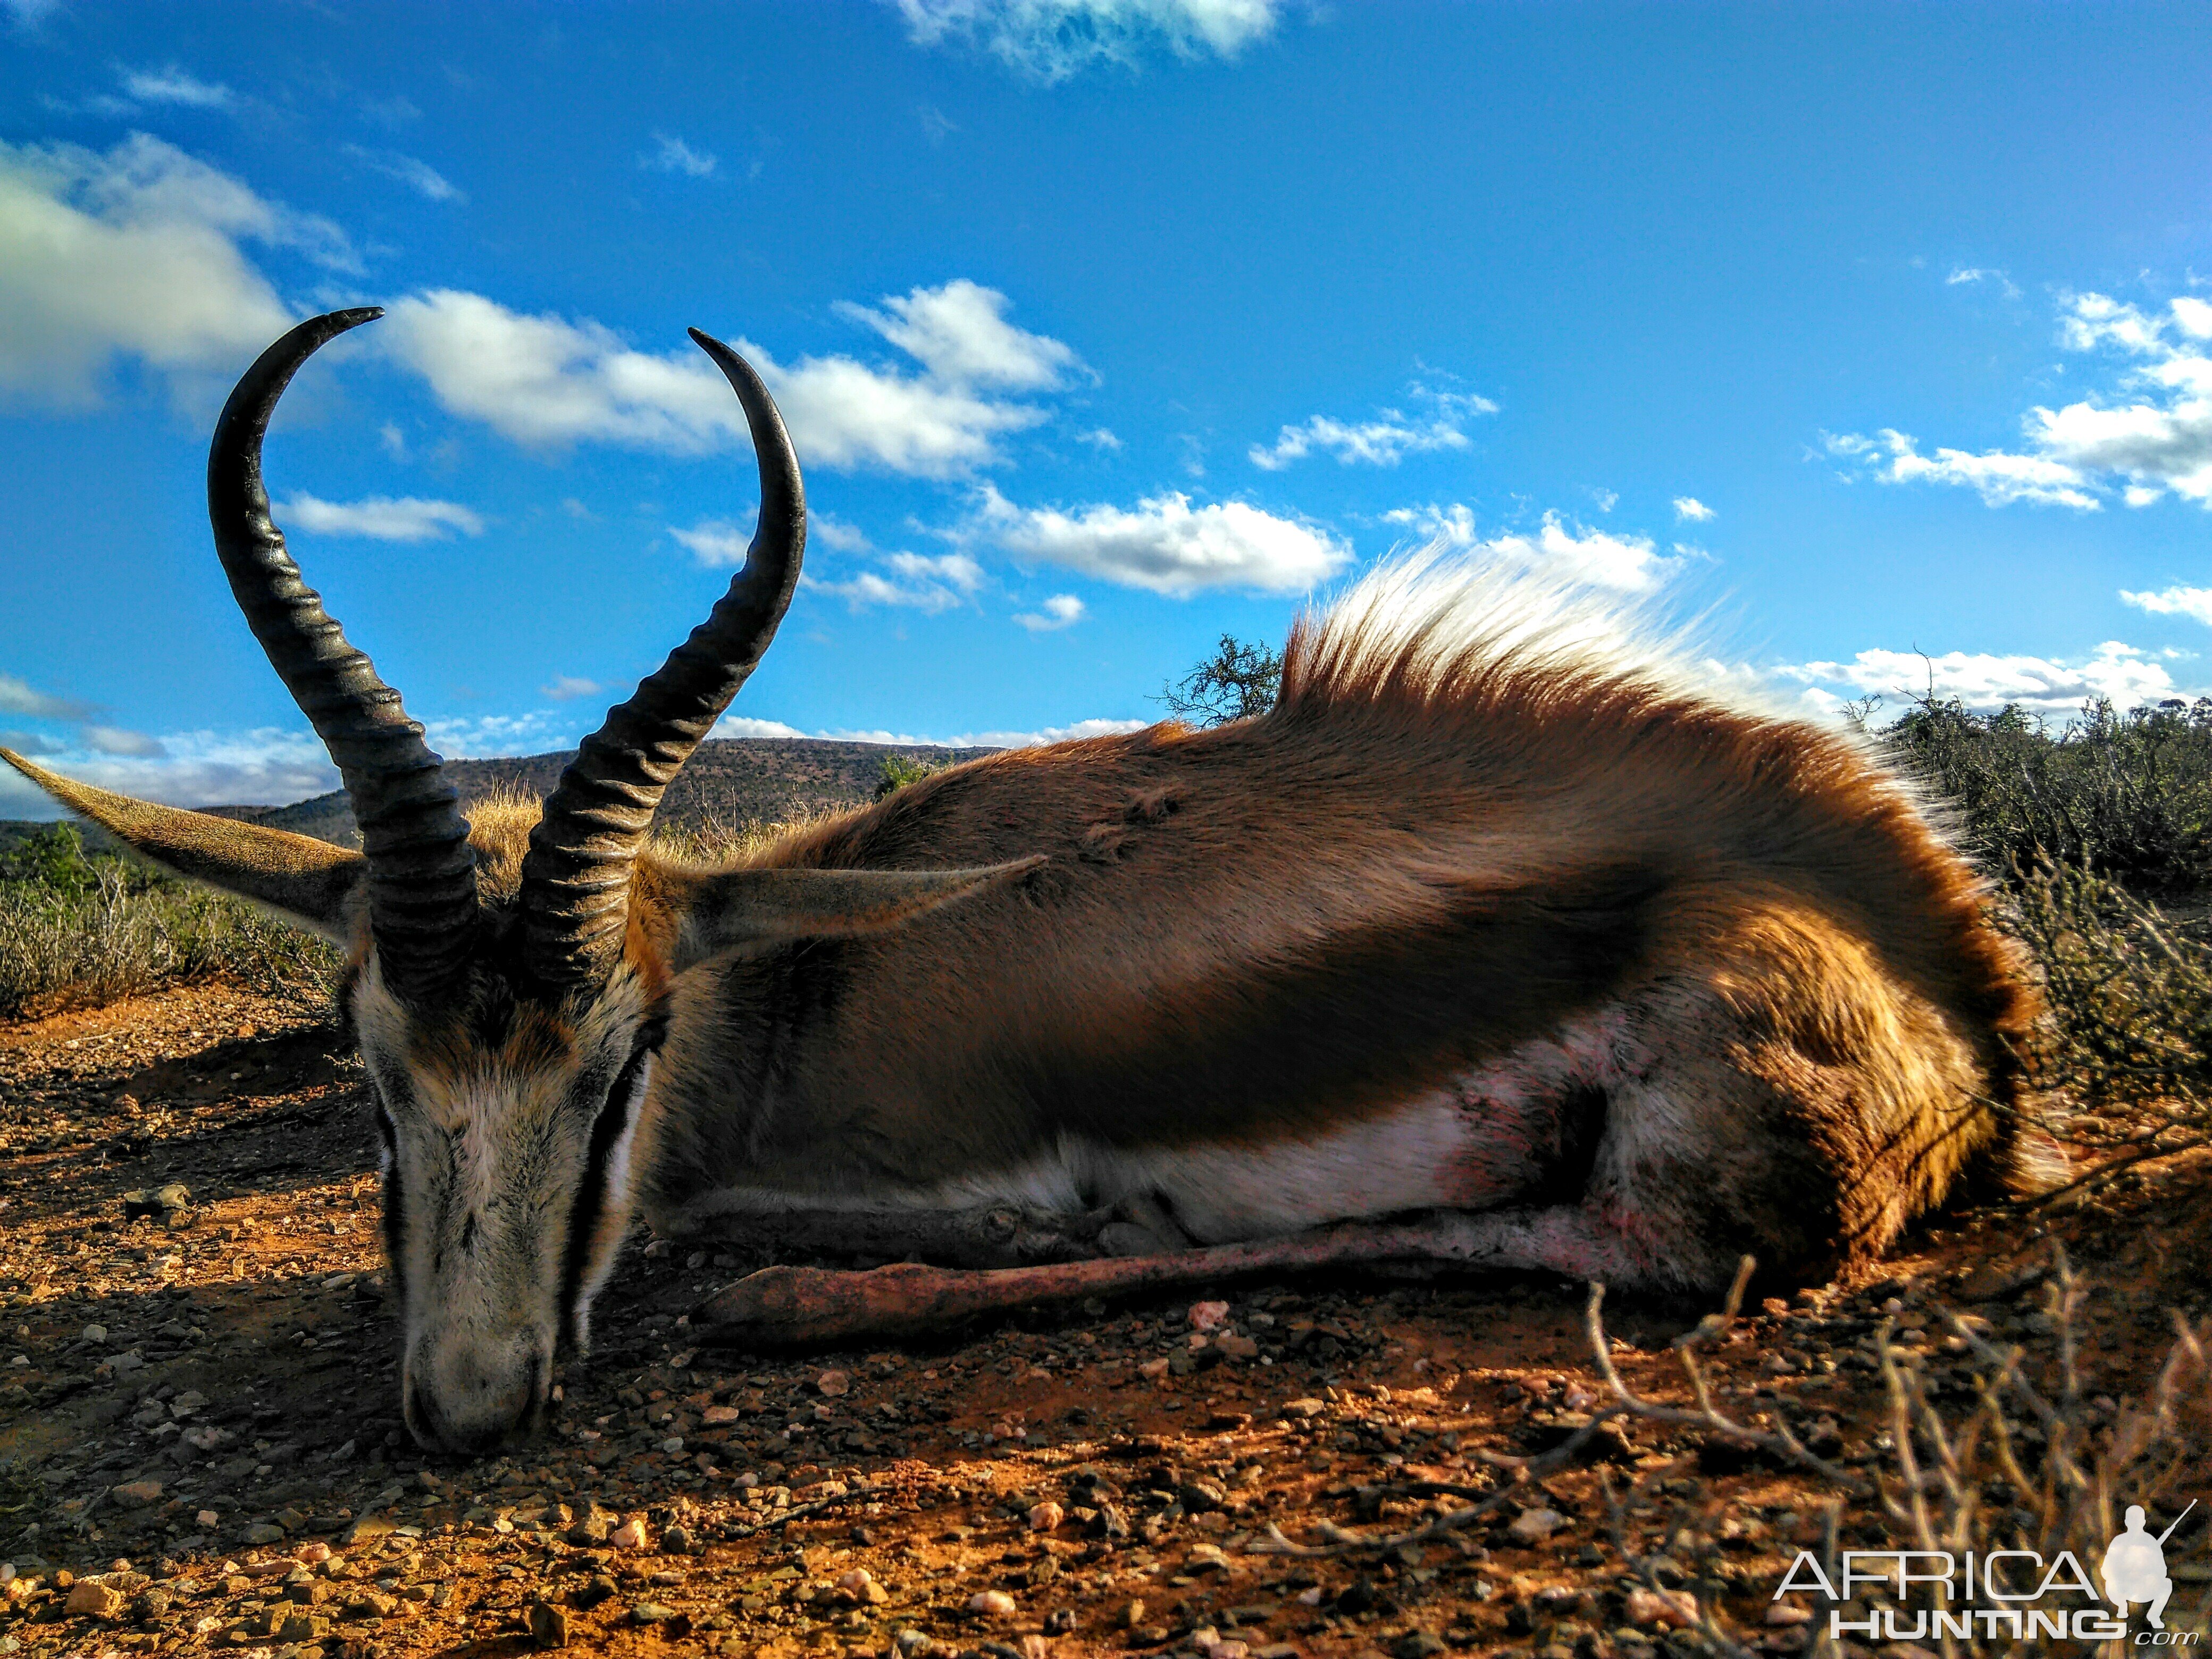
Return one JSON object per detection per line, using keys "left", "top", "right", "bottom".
{"left": 1880, "top": 694, "right": 2212, "bottom": 893}
{"left": 874, "top": 752, "right": 950, "bottom": 799}
{"left": 1160, "top": 633, "right": 1281, "bottom": 726}
{"left": 0, "top": 823, "right": 340, "bottom": 1020}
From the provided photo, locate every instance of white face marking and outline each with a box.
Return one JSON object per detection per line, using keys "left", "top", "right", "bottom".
{"left": 569, "top": 1053, "right": 653, "bottom": 1350}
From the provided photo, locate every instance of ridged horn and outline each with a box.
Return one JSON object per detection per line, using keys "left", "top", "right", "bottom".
{"left": 518, "top": 330, "right": 805, "bottom": 992}
{"left": 210, "top": 308, "right": 478, "bottom": 1001}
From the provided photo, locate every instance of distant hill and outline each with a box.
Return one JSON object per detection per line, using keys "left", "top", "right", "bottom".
{"left": 2, "top": 736, "right": 992, "bottom": 853}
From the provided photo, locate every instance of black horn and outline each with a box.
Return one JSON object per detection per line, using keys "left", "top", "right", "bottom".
{"left": 518, "top": 330, "right": 805, "bottom": 993}
{"left": 208, "top": 308, "right": 479, "bottom": 1001}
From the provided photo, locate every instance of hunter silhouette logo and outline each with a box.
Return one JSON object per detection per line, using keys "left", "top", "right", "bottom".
{"left": 2105, "top": 1502, "right": 2193, "bottom": 1631}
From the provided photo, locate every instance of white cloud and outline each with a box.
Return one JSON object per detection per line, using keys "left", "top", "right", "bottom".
{"left": 810, "top": 513, "right": 872, "bottom": 553}
{"left": 809, "top": 551, "right": 986, "bottom": 613}
{"left": 1013, "top": 593, "right": 1085, "bottom": 631}
{"left": 281, "top": 492, "right": 484, "bottom": 542}
{"left": 0, "top": 135, "right": 364, "bottom": 405}
{"left": 889, "top": 0, "right": 1284, "bottom": 81}
{"left": 540, "top": 675, "right": 603, "bottom": 701}
{"left": 670, "top": 518, "right": 758, "bottom": 566}
{"left": 80, "top": 724, "right": 164, "bottom": 757}
{"left": 836, "top": 277, "right": 1077, "bottom": 391}
{"left": 118, "top": 65, "right": 234, "bottom": 108}
{"left": 1672, "top": 495, "right": 1715, "bottom": 522}
{"left": 643, "top": 133, "right": 717, "bottom": 178}
{"left": 0, "top": 672, "right": 93, "bottom": 720}
{"left": 1774, "top": 641, "right": 2183, "bottom": 717}
{"left": 0, "top": 726, "right": 339, "bottom": 813}
{"left": 1249, "top": 387, "right": 1495, "bottom": 471}
{"left": 710, "top": 714, "right": 809, "bottom": 740}
{"left": 974, "top": 482, "right": 1350, "bottom": 594}
{"left": 1382, "top": 505, "right": 1680, "bottom": 594}
{"left": 1829, "top": 291, "right": 2212, "bottom": 511}
{"left": 2122, "top": 585, "right": 2212, "bottom": 627}
{"left": 342, "top": 144, "right": 463, "bottom": 202}
{"left": 1944, "top": 266, "right": 2018, "bottom": 297}
{"left": 1076, "top": 427, "right": 1122, "bottom": 450}
{"left": 383, "top": 280, "right": 1072, "bottom": 475}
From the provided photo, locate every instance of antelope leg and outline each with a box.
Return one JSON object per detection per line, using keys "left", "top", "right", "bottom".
{"left": 679, "top": 1202, "right": 1117, "bottom": 1269}
{"left": 689, "top": 1210, "right": 1536, "bottom": 1347}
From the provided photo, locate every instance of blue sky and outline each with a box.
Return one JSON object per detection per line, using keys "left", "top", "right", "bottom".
{"left": 3, "top": 0, "right": 2209, "bottom": 816}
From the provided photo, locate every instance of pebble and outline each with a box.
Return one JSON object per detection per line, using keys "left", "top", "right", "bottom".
{"left": 1280, "top": 1397, "right": 1326, "bottom": 1419}
{"left": 1186, "top": 1543, "right": 1231, "bottom": 1573}
{"left": 609, "top": 1516, "right": 649, "bottom": 1550}
{"left": 816, "top": 1369, "right": 851, "bottom": 1397}
{"left": 65, "top": 1579, "right": 124, "bottom": 1618}
{"left": 1765, "top": 1602, "right": 1813, "bottom": 1626}
{"left": 1027, "top": 1501, "right": 1064, "bottom": 1532}
{"left": 1507, "top": 1508, "right": 1567, "bottom": 1544}
{"left": 967, "top": 1589, "right": 1017, "bottom": 1616}
{"left": 1624, "top": 1587, "right": 1699, "bottom": 1629}
{"left": 1188, "top": 1301, "right": 1230, "bottom": 1333}
{"left": 530, "top": 1601, "right": 571, "bottom": 1646}
{"left": 111, "top": 1480, "right": 163, "bottom": 1507}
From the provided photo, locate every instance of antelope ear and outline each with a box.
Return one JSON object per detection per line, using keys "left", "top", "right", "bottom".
{"left": 667, "top": 856, "right": 1046, "bottom": 969}
{"left": 2, "top": 748, "right": 367, "bottom": 942}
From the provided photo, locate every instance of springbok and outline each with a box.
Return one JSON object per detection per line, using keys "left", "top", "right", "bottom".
{"left": 5, "top": 310, "right": 2040, "bottom": 1453}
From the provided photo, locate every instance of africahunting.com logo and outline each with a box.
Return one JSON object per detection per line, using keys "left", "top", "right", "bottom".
{"left": 1773, "top": 1502, "right": 2198, "bottom": 1645}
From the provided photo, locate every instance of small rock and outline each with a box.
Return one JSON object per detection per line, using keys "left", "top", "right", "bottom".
{"left": 276, "top": 1611, "right": 330, "bottom": 1641}
{"left": 168, "top": 1391, "right": 207, "bottom": 1419}
{"left": 1624, "top": 1587, "right": 1699, "bottom": 1629}
{"left": 1214, "top": 1334, "right": 1260, "bottom": 1362}
{"left": 1280, "top": 1397, "right": 1326, "bottom": 1419}
{"left": 195, "top": 1509, "right": 219, "bottom": 1529}
{"left": 815, "top": 1369, "right": 850, "bottom": 1397}
{"left": 111, "top": 1480, "right": 163, "bottom": 1507}
{"left": 701, "top": 1404, "right": 741, "bottom": 1426}
{"left": 1115, "top": 1599, "right": 1147, "bottom": 1629}
{"left": 82, "top": 1324, "right": 108, "bottom": 1344}
{"left": 529, "top": 1600, "right": 571, "bottom": 1646}
{"left": 1765, "top": 1602, "right": 1812, "bottom": 1627}
{"left": 1020, "top": 1637, "right": 1053, "bottom": 1659}
{"left": 66, "top": 1579, "right": 124, "bottom": 1618}
{"left": 244, "top": 1523, "right": 286, "bottom": 1546}
{"left": 662, "top": 1526, "right": 693, "bottom": 1554}
{"left": 1392, "top": 1632, "right": 1446, "bottom": 1659}
{"left": 1186, "top": 1543, "right": 1230, "bottom": 1573}
{"left": 609, "top": 1516, "right": 648, "bottom": 1550}
{"left": 1028, "top": 1501, "right": 1065, "bottom": 1532}
{"left": 632, "top": 1601, "right": 677, "bottom": 1625}
{"left": 893, "top": 1630, "right": 935, "bottom": 1658}
{"left": 967, "top": 1589, "right": 1017, "bottom": 1617}
{"left": 1507, "top": 1507, "right": 1566, "bottom": 1544}
{"left": 659, "top": 1436, "right": 685, "bottom": 1454}
{"left": 1188, "top": 1301, "right": 1230, "bottom": 1333}
{"left": 567, "top": 1513, "right": 611, "bottom": 1546}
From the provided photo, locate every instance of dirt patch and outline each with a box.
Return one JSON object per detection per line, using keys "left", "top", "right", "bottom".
{"left": 2, "top": 984, "right": 2209, "bottom": 1658}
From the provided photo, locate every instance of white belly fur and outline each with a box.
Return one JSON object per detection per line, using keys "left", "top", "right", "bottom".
{"left": 659, "top": 1007, "right": 1638, "bottom": 1244}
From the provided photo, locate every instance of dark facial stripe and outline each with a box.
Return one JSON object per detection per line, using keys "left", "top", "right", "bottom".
{"left": 375, "top": 1102, "right": 408, "bottom": 1308}
{"left": 556, "top": 1030, "right": 659, "bottom": 1352}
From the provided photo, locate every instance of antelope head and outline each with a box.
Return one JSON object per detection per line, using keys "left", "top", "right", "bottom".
{"left": 3, "top": 311, "right": 1034, "bottom": 1452}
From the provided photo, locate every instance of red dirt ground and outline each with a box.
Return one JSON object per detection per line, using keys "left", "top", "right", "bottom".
{"left": 2, "top": 984, "right": 2208, "bottom": 1659}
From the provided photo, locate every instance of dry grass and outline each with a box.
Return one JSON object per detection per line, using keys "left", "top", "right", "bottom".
{"left": 0, "top": 826, "right": 339, "bottom": 1021}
